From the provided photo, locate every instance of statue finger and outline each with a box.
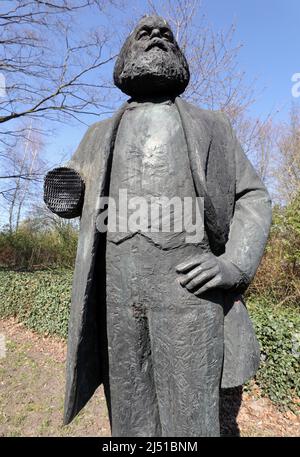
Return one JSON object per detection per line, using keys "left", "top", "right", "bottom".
{"left": 185, "top": 267, "right": 219, "bottom": 290}
{"left": 176, "top": 252, "right": 212, "bottom": 273}
{"left": 176, "top": 258, "right": 201, "bottom": 273}
{"left": 194, "top": 274, "right": 222, "bottom": 296}
{"left": 179, "top": 261, "right": 217, "bottom": 286}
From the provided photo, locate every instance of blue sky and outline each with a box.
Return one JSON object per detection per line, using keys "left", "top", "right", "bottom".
{"left": 203, "top": 0, "right": 299, "bottom": 119}
{"left": 44, "top": 0, "right": 300, "bottom": 166}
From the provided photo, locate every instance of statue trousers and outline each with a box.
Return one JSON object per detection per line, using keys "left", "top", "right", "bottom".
{"left": 103, "top": 233, "right": 224, "bottom": 437}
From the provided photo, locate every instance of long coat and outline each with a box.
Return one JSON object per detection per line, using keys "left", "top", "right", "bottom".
{"left": 44, "top": 97, "right": 272, "bottom": 424}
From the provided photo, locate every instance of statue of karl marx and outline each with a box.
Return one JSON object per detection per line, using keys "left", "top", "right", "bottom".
{"left": 44, "top": 15, "right": 272, "bottom": 437}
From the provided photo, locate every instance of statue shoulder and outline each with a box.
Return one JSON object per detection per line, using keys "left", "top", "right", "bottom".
{"left": 68, "top": 116, "right": 115, "bottom": 171}
{"left": 83, "top": 116, "right": 114, "bottom": 138}
{"left": 176, "top": 97, "right": 231, "bottom": 131}
{"left": 190, "top": 104, "right": 234, "bottom": 138}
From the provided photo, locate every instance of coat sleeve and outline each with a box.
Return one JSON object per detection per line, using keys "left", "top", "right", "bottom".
{"left": 219, "top": 114, "right": 272, "bottom": 291}
{"left": 43, "top": 125, "right": 95, "bottom": 219}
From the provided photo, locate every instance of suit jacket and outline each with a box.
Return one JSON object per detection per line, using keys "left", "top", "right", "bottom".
{"left": 44, "top": 97, "right": 272, "bottom": 424}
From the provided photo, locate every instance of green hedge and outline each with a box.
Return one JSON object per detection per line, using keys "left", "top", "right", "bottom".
{"left": 247, "top": 298, "right": 300, "bottom": 409}
{"left": 0, "top": 269, "right": 73, "bottom": 338}
{"left": 0, "top": 270, "right": 299, "bottom": 408}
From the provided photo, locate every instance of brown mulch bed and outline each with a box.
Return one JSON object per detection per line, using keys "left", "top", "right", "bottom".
{"left": 0, "top": 317, "right": 299, "bottom": 437}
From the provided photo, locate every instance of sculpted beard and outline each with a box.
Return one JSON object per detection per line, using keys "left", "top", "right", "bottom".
{"left": 114, "top": 35, "right": 190, "bottom": 98}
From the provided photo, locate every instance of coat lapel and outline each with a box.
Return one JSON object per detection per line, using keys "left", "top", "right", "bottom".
{"left": 175, "top": 97, "right": 226, "bottom": 254}
{"left": 175, "top": 97, "right": 208, "bottom": 195}
{"left": 64, "top": 103, "right": 128, "bottom": 424}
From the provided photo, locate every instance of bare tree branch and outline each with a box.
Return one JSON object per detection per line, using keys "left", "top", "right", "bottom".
{"left": 0, "top": 0, "right": 120, "bottom": 153}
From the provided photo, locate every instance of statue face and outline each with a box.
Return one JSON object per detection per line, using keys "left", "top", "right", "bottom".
{"left": 114, "top": 15, "right": 190, "bottom": 98}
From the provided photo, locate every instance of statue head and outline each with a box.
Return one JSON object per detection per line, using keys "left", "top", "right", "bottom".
{"left": 113, "top": 15, "right": 190, "bottom": 98}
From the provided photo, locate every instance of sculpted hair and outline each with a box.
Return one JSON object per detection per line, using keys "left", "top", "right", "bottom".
{"left": 113, "top": 33, "right": 134, "bottom": 89}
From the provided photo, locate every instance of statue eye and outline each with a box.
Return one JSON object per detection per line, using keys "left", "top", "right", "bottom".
{"left": 161, "top": 28, "right": 173, "bottom": 41}
{"left": 137, "top": 29, "right": 150, "bottom": 40}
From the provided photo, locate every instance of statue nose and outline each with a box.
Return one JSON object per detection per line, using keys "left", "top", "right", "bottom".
{"left": 150, "top": 28, "right": 161, "bottom": 39}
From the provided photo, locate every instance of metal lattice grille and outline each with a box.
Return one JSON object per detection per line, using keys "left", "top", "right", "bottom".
{"left": 44, "top": 167, "right": 84, "bottom": 219}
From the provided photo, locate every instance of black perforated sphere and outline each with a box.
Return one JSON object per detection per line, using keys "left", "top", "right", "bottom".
{"left": 44, "top": 167, "right": 84, "bottom": 219}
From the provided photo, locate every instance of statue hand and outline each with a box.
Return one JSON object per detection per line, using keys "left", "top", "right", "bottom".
{"left": 176, "top": 252, "right": 242, "bottom": 296}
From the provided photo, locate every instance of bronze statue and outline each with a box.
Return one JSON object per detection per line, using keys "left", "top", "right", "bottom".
{"left": 44, "top": 15, "right": 272, "bottom": 437}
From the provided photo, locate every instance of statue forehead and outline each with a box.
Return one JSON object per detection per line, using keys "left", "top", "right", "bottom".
{"left": 134, "top": 15, "right": 171, "bottom": 31}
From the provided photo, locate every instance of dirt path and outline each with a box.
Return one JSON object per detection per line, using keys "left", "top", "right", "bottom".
{"left": 0, "top": 318, "right": 299, "bottom": 437}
